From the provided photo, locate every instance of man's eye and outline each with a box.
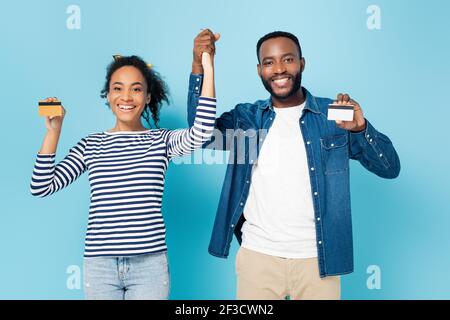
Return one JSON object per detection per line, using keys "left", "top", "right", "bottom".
{"left": 285, "top": 58, "right": 293, "bottom": 63}
{"left": 264, "top": 61, "right": 273, "bottom": 66}
{"left": 113, "top": 87, "right": 121, "bottom": 91}
{"left": 134, "top": 88, "right": 142, "bottom": 92}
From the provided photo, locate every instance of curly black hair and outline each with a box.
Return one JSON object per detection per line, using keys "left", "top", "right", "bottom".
{"left": 100, "top": 55, "right": 169, "bottom": 128}
{"left": 256, "top": 31, "right": 302, "bottom": 63}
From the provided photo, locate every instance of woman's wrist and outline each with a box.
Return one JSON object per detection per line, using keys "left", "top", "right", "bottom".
{"left": 46, "top": 128, "right": 61, "bottom": 137}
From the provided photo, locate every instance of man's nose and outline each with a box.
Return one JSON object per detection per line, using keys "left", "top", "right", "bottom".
{"left": 274, "top": 61, "right": 286, "bottom": 74}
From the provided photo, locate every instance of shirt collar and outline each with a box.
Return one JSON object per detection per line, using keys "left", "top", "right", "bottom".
{"left": 259, "top": 87, "right": 321, "bottom": 114}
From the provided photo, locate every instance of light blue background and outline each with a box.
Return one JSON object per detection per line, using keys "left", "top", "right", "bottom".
{"left": 1, "top": 0, "right": 449, "bottom": 299}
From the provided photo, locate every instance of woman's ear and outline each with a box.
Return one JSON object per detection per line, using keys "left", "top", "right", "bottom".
{"left": 146, "top": 94, "right": 151, "bottom": 105}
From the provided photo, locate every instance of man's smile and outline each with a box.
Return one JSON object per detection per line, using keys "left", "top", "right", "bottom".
{"left": 271, "top": 75, "right": 292, "bottom": 88}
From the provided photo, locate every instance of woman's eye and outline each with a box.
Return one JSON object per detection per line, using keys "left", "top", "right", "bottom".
{"left": 134, "top": 88, "right": 142, "bottom": 92}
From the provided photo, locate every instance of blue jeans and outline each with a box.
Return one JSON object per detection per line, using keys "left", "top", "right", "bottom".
{"left": 83, "top": 251, "right": 170, "bottom": 300}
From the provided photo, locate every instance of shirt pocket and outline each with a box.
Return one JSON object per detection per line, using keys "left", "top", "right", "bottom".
{"left": 320, "top": 134, "right": 349, "bottom": 175}
{"left": 236, "top": 118, "right": 257, "bottom": 137}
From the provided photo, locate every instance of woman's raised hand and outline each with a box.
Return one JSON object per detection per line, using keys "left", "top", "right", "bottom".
{"left": 42, "top": 97, "right": 66, "bottom": 133}
{"left": 192, "top": 29, "right": 220, "bottom": 74}
{"left": 201, "top": 51, "right": 214, "bottom": 73}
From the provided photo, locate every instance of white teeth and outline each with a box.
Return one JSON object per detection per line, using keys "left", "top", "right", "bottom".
{"left": 273, "top": 78, "right": 290, "bottom": 83}
{"left": 273, "top": 78, "right": 290, "bottom": 86}
{"left": 118, "top": 105, "right": 136, "bottom": 110}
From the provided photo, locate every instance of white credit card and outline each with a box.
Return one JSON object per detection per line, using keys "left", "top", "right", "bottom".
{"left": 327, "top": 104, "right": 354, "bottom": 121}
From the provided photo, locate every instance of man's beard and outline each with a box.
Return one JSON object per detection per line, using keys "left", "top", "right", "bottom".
{"left": 261, "top": 71, "right": 302, "bottom": 100}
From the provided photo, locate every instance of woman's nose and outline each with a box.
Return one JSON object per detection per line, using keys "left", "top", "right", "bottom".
{"left": 120, "top": 92, "right": 133, "bottom": 101}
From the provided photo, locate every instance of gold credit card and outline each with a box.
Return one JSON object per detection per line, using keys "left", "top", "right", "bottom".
{"left": 38, "top": 101, "right": 63, "bottom": 117}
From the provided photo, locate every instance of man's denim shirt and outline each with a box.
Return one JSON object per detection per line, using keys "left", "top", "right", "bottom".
{"left": 187, "top": 74, "right": 400, "bottom": 277}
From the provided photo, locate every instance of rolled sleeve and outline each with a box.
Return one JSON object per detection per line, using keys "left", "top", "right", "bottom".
{"left": 349, "top": 119, "right": 401, "bottom": 179}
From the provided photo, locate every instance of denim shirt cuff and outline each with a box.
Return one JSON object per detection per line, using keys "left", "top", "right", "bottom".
{"left": 350, "top": 119, "right": 391, "bottom": 167}
{"left": 189, "top": 73, "right": 203, "bottom": 94}
{"left": 349, "top": 118, "right": 377, "bottom": 146}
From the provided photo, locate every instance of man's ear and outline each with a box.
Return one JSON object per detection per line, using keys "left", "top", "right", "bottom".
{"left": 300, "top": 57, "right": 306, "bottom": 73}
{"left": 257, "top": 64, "right": 262, "bottom": 77}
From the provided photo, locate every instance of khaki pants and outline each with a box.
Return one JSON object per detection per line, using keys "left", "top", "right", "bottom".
{"left": 236, "top": 247, "right": 340, "bottom": 300}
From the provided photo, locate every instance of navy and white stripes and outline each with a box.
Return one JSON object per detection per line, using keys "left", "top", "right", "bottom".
{"left": 30, "top": 97, "right": 216, "bottom": 257}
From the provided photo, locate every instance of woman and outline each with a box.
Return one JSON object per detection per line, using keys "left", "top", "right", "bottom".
{"left": 30, "top": 52, "right": 216, "bottom": 299}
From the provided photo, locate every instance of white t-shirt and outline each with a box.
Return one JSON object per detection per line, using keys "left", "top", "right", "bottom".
{"left": 241, "top": 102, "right": 318, "bottom": 259}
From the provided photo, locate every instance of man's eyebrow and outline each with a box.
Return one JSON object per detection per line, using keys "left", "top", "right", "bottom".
{"left": 262, "top": 53, "right": 296, "bottom": 61}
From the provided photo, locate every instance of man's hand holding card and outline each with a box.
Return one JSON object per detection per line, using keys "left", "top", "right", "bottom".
{"left": 328, "top": 93, "right": 366, "bottom": 133}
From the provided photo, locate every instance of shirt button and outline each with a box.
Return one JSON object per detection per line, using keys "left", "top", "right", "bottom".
{"left": 259, "top": 139, "right": 263, "bottom": 142}
{"left": 270, "top": 117, "right": 273, "bottom": 121}
{"left": 246, "top": 180, "right": 250, "bottom": 184}
{"left": 367, "top": 135, "right": 370, "bottom": 139}
{"left": 311, "top": 167, "right": 315, "bottom": 171}
{"left": 314, "top": 192, "right": 318, "bottom": 196}
{"left": 196, "top": 78, "right": 200, "bottom": 82}
{"left": 318, "top": 241, "right": 322, "bottom": 245}
{"left": 231, "top": 224, "right": 235, "bottom": 228}
{"left": 331, "top": 143, "right": 335, "bottom": 147}
{"left": 317, "top": 217, "right": 321, "bottom": 221}
{"left": 307, "top": 141, "right": 311, "bottom": 145}
{"left": 379, "top": 154, "right": 383, "bottom": 157}
{"left": 240, "top": 202, "right": 244, "bottom": 206}
{"left": 195, "top": 87, "right": 199, "bottom": 90}
{"left": 301, "top": 121, "right": 305, "bottom": 124}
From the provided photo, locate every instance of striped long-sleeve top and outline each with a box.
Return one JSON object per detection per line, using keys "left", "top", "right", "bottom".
{"left": 30, "top": 97, "right": 216, "bottom": 258}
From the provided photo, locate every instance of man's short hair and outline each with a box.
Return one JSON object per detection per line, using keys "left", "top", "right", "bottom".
{"left": 256, "top": 31, "right": 302, "bottom": 63}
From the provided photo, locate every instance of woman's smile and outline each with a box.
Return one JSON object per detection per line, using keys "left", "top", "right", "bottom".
{"left": 117, "top": 104, "right": 137, "bottom": 112}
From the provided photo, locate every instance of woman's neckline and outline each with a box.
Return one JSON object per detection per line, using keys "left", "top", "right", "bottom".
{"left": 103, "top": 129, "right": 152, "bottom": 135}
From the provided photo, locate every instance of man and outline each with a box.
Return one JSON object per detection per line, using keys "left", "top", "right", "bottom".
{"left": 187, "top": 30, "right": 400, "bottom": 300}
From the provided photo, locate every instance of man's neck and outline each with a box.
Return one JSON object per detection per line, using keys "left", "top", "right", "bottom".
{"left": 272, "top": 89, "right": 305, "bottom": 109}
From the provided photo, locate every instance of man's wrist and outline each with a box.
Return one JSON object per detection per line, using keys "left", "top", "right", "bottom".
{"left": 350, "top": 121, "right": 367, "bottom": 133}
{"left": 192, "top": 62, "right": 204, "bottom": 75}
